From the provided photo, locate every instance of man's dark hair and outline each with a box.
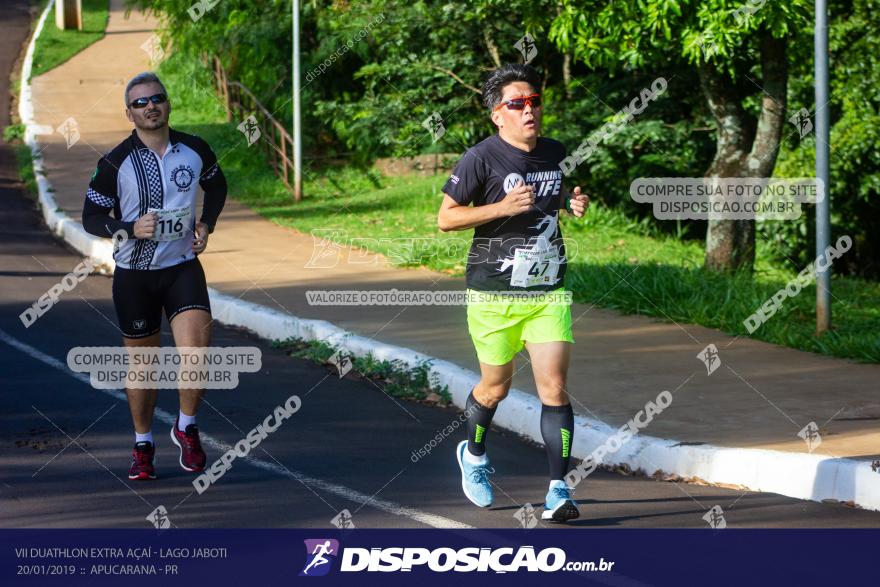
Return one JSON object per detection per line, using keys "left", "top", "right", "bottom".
{"left": 482, "top": 64, "right": 541, "bottom": 111}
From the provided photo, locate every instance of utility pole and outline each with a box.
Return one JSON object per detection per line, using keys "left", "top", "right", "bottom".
{"left": 814, "top": 0, "right": 830, "bottom": 334}
{"left": 55, "top": 0, "right": 82, "bottom": 30}
{"left": 292, "top": 0, "right": 302, "bottom": 201}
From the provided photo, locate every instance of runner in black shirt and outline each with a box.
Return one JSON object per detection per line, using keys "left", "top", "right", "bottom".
{"left": 444, "top": 133, "right": 568, "bottom": 292}
{"left": 438, "top": 64, "right": 589, "bottom": 522}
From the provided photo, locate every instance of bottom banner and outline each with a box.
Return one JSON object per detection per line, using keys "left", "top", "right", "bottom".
{"left": 1, "top": 529, "right": 873, "bottom": 586}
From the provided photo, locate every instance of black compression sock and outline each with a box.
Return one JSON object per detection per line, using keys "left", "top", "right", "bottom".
{"left": 466, "top": 391, "right": 497, "bottom": 457}
{"left": 541, "top": 403, "right": 574, "bottom": 480}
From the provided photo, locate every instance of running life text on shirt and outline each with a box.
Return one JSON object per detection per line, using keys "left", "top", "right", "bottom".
{"left": 442, "top": 134, "right": 567, "bottom": 292}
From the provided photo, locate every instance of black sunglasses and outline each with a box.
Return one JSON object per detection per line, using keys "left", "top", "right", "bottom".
{"left": 129, "top": 93, "right": 168, "bottom": 109}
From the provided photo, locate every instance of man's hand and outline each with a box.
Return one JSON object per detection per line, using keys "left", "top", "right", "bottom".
{"left": 568, "top": 186, "right": 590, "bottom": 218}
{"left": 133, "top": 212, "right": 157, "bottom": 239}
{"left": 498, "top": 180, "right": 535, "bottom": 217}
{"left": 192, "top": 221, "right": 209, "bottom": 254}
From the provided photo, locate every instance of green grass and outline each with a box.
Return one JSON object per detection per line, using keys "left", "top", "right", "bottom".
{"left": 30, "top": 0, "right": 109, "bottom": 79}
{"left": 157, "top": 52, "right": 880, "bottom": 363}
{"left": 272, "top": 338, "right": 452, "bottom": 404}
{"left": 13, "top": 142, "right": 39, "bottom": 200}
{"left": 4, "top": 124, "right": 38, "bottom": 200}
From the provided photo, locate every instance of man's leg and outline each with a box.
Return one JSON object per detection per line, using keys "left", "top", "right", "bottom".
{"left": 526, "top": 340, "right": 578, "bottom": 521}
{"left": 112, "top": 264, "right": 162, "bottom": 481}
{"left": 465, "top": 293, "right": 522, "bottom": 458}
{"left": 169, "top": 308, "right": 212, "bottom": 418}
{"left": 526, "top": 341, "right": 574, "bottom": 479}
{"left": 467, "top": 360, "right": 514, "bottom": 457}
{"left": 123, "top": 332, "right": 161, "bottom": 434}
{"left": 168, "top": 308, "right": 211, "bottom": 472}
{"left": 458, "top": 293, "right": 526, "bottom": 507}
{"left": 455, "top": 360, "right": 514, "bottom": 508}
{"left": 123, "top": 332, "right": 161, "bottom": 480}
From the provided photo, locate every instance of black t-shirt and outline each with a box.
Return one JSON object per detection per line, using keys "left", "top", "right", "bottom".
{"left": 442, "top": 134, "right": 567, "bottom": 292}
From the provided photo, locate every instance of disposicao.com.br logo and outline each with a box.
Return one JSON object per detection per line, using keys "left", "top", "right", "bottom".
{"left": 301, "top": 544, "right": 612, "bottom": 574}
{"left": 299, "top": 540, "right": 615, "bottom": 575}
{"left": 300, "top": 539, "right": 340, "bottom": 577}
{"left": 340, "top": 546, "right": 564, "bottom": 573}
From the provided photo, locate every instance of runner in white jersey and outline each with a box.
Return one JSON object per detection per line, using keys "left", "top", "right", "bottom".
{"left": 82, "top": 72, "right": 227, "bottom": 480}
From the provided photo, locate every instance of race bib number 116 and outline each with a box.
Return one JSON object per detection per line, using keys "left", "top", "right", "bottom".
{"left": 148, "top": 206, "right": 192, "bottom": 242}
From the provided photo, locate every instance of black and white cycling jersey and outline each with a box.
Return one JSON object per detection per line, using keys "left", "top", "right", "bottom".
{"left": 83, "top": 128, "right": 227, "bottom": 270}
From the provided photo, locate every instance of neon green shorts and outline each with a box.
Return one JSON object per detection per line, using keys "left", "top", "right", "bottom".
{"left": 466, "top": 288, "right": 574, "bottom": 366}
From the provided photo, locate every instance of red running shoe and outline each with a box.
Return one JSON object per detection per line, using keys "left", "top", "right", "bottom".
{"left": 170, "top": 420, "right": 206, "bottom": 472}
{"left": 128, "top": 441, "right": 157, "bottom": 480}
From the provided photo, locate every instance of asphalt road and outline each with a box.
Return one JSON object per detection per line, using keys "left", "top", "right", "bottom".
{"left": 2, "top": 179, "right": 880, "bottom": 530}
{"left": 1, "top": 0, "right": 879, "bottom": 532}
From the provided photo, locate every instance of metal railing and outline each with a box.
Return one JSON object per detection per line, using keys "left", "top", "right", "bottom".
{"left": 210, "top": 56, "right": 301, "bottom": 201}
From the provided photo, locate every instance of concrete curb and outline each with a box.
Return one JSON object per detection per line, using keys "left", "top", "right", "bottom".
{"left": 17, "top": 0, "right": 880, "bottom": 513}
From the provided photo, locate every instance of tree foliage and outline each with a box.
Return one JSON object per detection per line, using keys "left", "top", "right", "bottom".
{"left": 131, "top": 0, "right": 878, "bottom": 277}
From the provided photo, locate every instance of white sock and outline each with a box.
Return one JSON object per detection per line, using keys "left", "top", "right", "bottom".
{"left": 135, "top": 431, "right": 153, "bottom": 444}
{"left": 549, "top": 479, "right": 566, "bottom": 491}
{"left": 178, "top": 411, "right": 196, "bottom": 431}
{"left": 463, "top": 447, "right": 488, "bottom": 465}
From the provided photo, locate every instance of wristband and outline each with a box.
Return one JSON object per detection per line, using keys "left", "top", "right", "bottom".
{"left": 564, "top": 195, "right": 573, "bottom": 213}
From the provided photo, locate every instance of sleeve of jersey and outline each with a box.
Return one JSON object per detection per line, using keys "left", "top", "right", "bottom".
{"left": 82, "top": 157, "right": 135, "bottom": 238}
{"left": 196, "top": 139, "right": 227, "bottom": 234}
{"left": 442, "top": 150, "right": 484, "bottom": 205}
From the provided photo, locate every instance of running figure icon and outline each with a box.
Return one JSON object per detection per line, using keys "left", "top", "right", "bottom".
{"left": 302, "top": 541, "right": 335, "bottom": 575}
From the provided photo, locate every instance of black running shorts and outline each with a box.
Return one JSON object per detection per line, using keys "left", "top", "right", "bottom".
{"left": 112, "top": 258, "right": 211, "bottom": 338}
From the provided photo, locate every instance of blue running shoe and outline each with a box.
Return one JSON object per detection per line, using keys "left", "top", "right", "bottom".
{"left": 456, "top": 440, "right": 494, "bottom": 507}
{"left": 542, "top": 481, "right": 580, "bottom": 522}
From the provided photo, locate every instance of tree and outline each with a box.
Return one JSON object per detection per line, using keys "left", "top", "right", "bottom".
{"left": 550, "top": 0, "right": 812, "bottom": 272}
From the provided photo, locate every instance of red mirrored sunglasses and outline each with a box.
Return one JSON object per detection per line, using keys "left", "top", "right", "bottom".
{"left": 493, "top": 93, "right": 542, "bottom": 112}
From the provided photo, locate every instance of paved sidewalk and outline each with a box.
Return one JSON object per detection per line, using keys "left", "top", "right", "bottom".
{"left": 29, "top": 0, "right": 880, "bottom": 464}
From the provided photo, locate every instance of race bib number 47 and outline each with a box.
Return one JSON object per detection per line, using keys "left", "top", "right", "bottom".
{"left": 509, "top": 244, "right": 561, "bottom": 288}
{"left": 148, "top": 206, "right": 192, "bottom": 242}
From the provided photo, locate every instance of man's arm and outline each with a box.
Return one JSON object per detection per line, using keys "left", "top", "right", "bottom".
{"left": 82, "top": 193, "right": 156, "bottom": 240}
{"left": 83, "top": 196, "right": 134, "bottom": 238}
{"left": 198, "top": 177, "right": 226, "bottom": 234}
{"left": 82, "top": 194, "right": 135, "bottom": 238}
{"left": 438, "top": 194, "right": 502, "bottom": 231}
{"left": 563, "top": 186, "right": 589, "bottom": 218}
{"left": 556, "top": 141, "right": 589, "bottom": 217}
{"left": 438, "top": 181, "right": 536, "bottom": 231}
{"left": 83, "top": 156, "right": 157, "bottom": 239}
{"left": 82, "top": 156, "right": 136, "bottom": 238}
{"left": 196, "top": 139, "right": 227, "bottom": 234}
